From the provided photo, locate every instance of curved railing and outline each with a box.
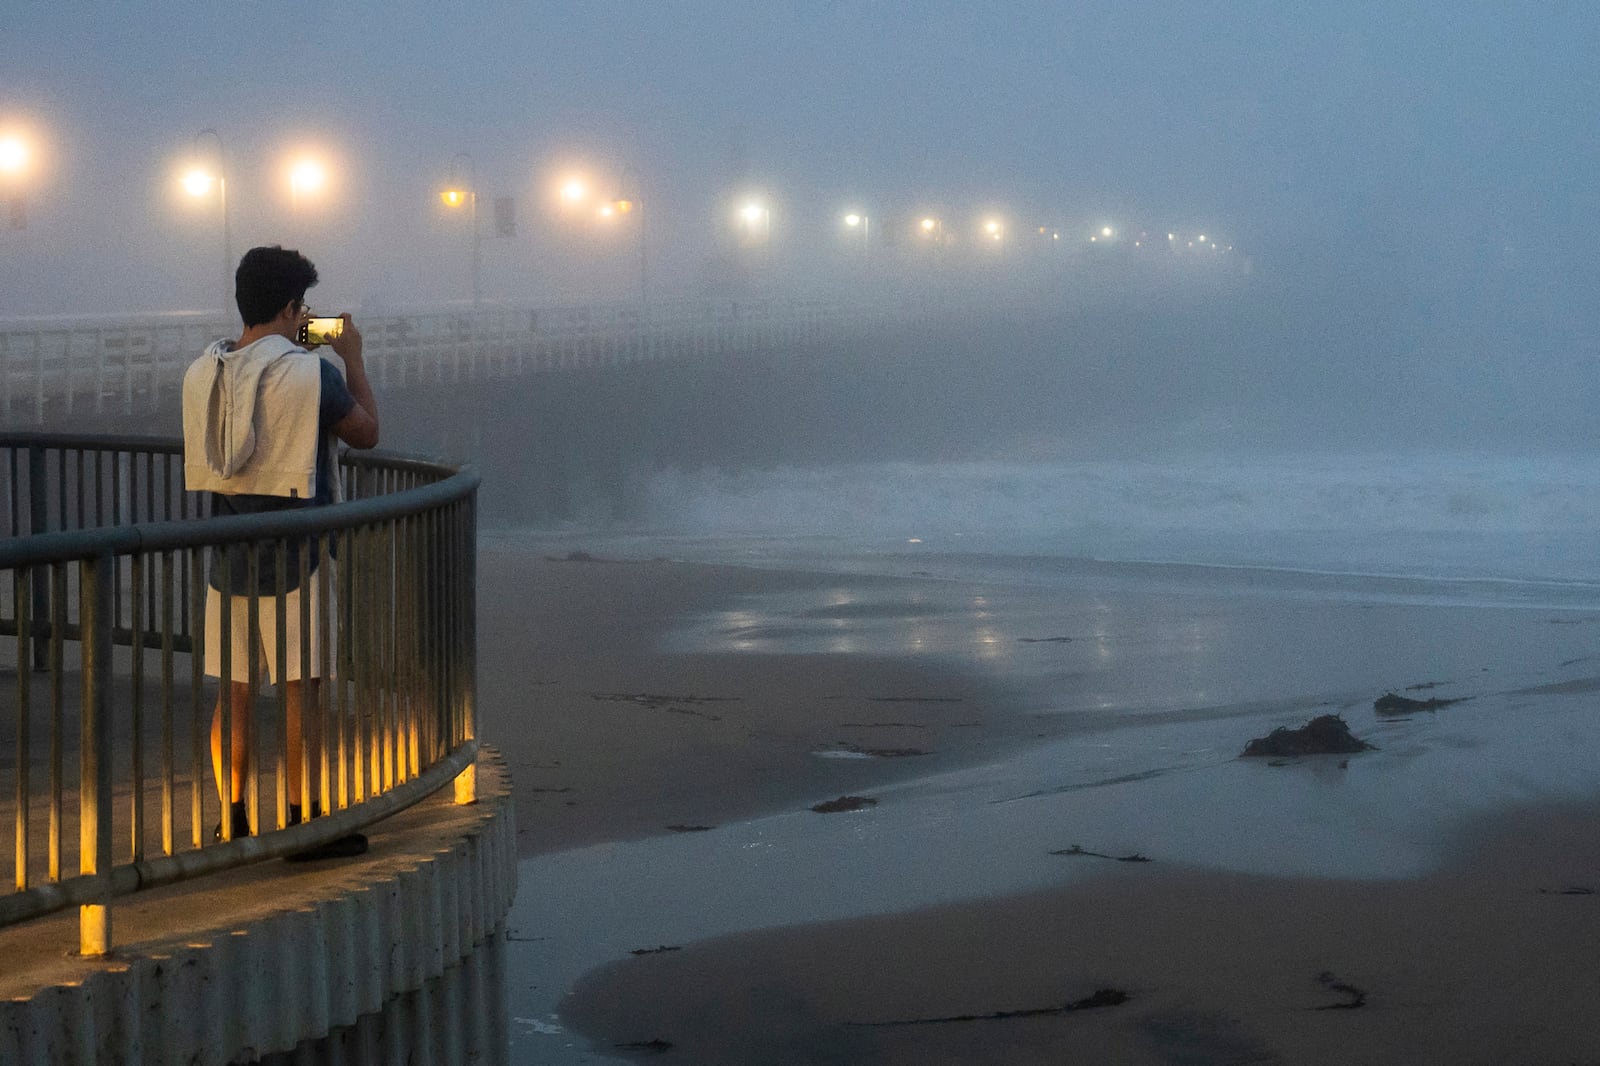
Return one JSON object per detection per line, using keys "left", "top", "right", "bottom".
{"left": 0, "top": 432, "right": 479, "bottom": 954}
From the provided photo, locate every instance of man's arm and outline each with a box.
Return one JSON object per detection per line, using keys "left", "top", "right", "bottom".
{"left": 328, "top": 314, "right": 379, "bottom": 449}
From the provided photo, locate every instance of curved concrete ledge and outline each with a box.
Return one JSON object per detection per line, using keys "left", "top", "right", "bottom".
{"left": 0, "top": 747, "right": 516, "bottom": 1065}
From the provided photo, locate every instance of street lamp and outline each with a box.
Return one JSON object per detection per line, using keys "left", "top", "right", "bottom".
{"left": 843, "top": 211, "right": 870, "bottom": 258}
{"left": 182, "top": 129, "right": 232, "bottom": 316}
{"left": 284, "top": 155, "right": 330, "bottom": 249}
{"left": 607, "top": 165, "right": 648, "bottom": 312}
{"left": 737, "top": 201, "right": 770, "bottom": 246}
{"left": 440, "top": 153, "right": 481, "bottom": 306}
{"left": 0, "top": 132, "right": 32, "bottom": 231}
{"left": 918, "top": 216, "right": 944, "bottom": 246}
{"left": 983, "top": 218, "right": 1005, "bottom": 243}
{"left": 560, "top": 178, "right": 588, "bottom": 207}
{"left": 288, "top": 156, "right": 327, "bottom": 224}
{"left": 0, "top": 136, "right": 26, "bottom": 176}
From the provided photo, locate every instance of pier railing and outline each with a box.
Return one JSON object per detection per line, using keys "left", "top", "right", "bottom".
{"left": 0, "top": 432, "right": 478, "bottom": 955}
{"left": 0, "top": 297, "right": 865, "bottom": 425}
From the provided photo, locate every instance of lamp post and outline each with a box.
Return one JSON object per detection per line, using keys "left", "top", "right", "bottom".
{"left": 611, "top": 165, "right": 647, "bottom": 313}
{"left": 287, "top": 157, "right": 327, "bottom": 247}
{"left": 738, "top": 201, "right": 770, "bottom": 246}
{"left": 440, "top": 153, "right": 481, "bottom": 306}
{"left": 844, "top": 212, "right": 870, "bottom": 259}
{"left": 0, "top": 132, "right": 31, "bottom": 231}
{"left": 181, "top": 129, "right": 232, "bottom": 317}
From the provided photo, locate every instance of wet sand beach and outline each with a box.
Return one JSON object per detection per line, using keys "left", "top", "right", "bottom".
{"left": 484, "top": 546, "right": 1600, "bottom": 1064}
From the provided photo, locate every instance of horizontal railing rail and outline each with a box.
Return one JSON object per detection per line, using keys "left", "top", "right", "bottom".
{"left": 0, "top": 297, "right": 880, "bottom": 425}
{"left": 1, "top": 432, "right": 479, "bottom": 955}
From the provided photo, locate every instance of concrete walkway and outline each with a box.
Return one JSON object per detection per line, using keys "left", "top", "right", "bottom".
{"left": 0, "top": 748, "right": 515, "bottom": 1064}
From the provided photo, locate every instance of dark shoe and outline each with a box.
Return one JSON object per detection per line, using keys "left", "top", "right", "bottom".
{"left": 212, "top": 801, "right": 251, "bottom": 842}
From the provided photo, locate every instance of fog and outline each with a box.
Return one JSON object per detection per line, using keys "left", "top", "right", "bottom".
{"left": 4, "top": 2, "right": 1599, "bottom": 479}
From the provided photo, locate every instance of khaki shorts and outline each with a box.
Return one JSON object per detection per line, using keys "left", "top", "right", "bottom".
{"left": 204, "top": 575, "right": 337, "bottom": 684}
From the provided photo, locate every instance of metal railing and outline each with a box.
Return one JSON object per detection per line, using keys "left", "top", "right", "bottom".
{"left": 0, "top": 297, "right": 872, "bottom": 425}
{"left": 0, "top": 432, "right": 479, "bottom": 955}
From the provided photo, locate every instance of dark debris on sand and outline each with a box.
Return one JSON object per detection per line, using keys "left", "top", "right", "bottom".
{"left": 811, "top": 795, "right": 878, "bottom": 813}
{"left": 853, "top": 988, "right": 1131, "bottom": 1027}
{"left": 1051, "top": 844, "right": 1152, "bottom": 863}
{"left": 1241, "top": 714, "right": 1374, "bottom": 758}
{"left": 1374, "top": 692, "right": 1464, "bottom": 715}
{"left": 1311, "top": 971, "right": 1368, "bottom": 1010}
{"left": 613, "top": 1038, "right": 674, "bottom": 1054}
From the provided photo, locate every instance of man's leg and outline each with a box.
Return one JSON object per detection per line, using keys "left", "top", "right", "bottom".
{"left": 210, "top": 682, "right": 255, "bottom": 839}
{"left": 285, "top": 679, "right": 322, "bottom": 809}
{"left": 210, "top": 682, "right": 254, "bottom": 805}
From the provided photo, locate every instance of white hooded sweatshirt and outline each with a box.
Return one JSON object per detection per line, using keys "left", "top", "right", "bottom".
{"left": 181, "top": 334, "right": 323, "bottom": 498}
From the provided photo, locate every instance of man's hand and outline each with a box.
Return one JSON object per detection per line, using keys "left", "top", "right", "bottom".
{"left": 329, "top": 312, "right": 379, "bottom": 449}
{"left": 329, "top": 313, "right": 363, "bottom": 364}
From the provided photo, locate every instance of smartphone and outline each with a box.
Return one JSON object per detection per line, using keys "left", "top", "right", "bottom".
{"left": 298, "top": 317, "right": 344, "bottom": 347}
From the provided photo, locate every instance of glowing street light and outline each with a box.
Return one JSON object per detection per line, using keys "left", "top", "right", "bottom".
{"left": 284, "top": 154, "right": 331, "bottom": 247}
{"left": 287, "top": 154, "right": 330, "bottom": 223}
{"left": 0, "top": 135, "right": 28, "bottom": 177}
{"left": 1, "top": 132, "right": 33, "bottom": 231}
{"left": 737, "top": 201, "right": 770, "bottom": 247}
{"left": 983, "top": 218, "right": 1005, "bottom": 242}
{"left": 181, "top": 170, "right": 215, "bottom": 197}
{"left": 560, "top": 178, "right": 588, "bottom": 206}
{"left": 440, "top": 152, "right": 481, "bottom": 306}
{"left": 181, "top": 129, "right": 232, "bottom": 316}
{"left": 843, "top": 211, "right": 870, "bottom": 257}
{"left": 606, "top": 164, "right": 648, "bottom": 311}
{"left": 289, "top": 158, "right": 326, "bottom": 201}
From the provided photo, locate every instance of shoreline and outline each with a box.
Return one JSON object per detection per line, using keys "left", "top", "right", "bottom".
{"left": 485, "top": 545, "right": 1600, "bottom": 1063}
{"left": 479, "top": 550, "right": 1058, "bottom": 858}
{"left": 561, "top": 796, "right": 1600, "bottom": 1064}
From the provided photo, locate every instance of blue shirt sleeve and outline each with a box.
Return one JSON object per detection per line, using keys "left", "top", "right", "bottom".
{"left": 319, "top": 358, "right": 357, "bottom": 429}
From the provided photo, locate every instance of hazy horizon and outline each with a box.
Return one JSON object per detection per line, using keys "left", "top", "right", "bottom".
{"left": 4, "top": 2, "right": 1598, "bottom": 463}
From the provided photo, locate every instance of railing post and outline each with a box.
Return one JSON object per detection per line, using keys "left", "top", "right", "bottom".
{"left": 28, "top": 443, "right": 48, "bottom": 671}
{"left": 453, "top": 496, "right": 477, "bottom": 806}
{"left": 79, "top": 551, "right": 115, "bottom": 956}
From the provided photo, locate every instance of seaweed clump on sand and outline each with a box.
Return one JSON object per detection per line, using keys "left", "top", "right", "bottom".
{"left": 1374, "top": 692, "right": 1462, "bottom": 715}
{"left": 1241, "top": 714, "right": 1374, "bottom": 758}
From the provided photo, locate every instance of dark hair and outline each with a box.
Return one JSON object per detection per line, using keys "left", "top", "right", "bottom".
{"left": 234, "top": 245, "right": 318, "bottom": 327}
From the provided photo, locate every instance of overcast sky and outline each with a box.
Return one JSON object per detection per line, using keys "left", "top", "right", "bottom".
{"left": 1, "top": 1, "right": 1596, "bottom": 324}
